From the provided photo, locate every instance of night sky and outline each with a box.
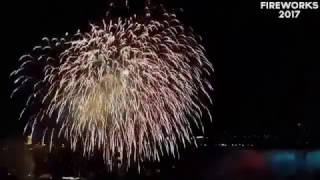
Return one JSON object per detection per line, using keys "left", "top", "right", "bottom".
{"left": 1, "top": 0, "right": 320, "bottom": 143}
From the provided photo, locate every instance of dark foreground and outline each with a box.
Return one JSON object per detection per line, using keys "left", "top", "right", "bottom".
{"left": 1, "top": 142, "right": 320, "bottom": 180}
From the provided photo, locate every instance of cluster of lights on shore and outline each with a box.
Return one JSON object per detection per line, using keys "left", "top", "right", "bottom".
{"left": 217, "top": 143, "right": 255, "bottom": 148}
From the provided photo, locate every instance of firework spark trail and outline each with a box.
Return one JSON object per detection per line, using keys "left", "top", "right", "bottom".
{"left": 11, "top": 9, "right": 213, "bottom": 169}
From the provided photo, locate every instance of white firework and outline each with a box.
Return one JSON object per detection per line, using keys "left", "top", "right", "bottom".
{"left": 11, "top": 10, "right": 213, "bottom": 170}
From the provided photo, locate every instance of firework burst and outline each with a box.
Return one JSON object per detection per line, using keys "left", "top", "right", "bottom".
{"left": 11, "top": 8, "right": 213, "bottom": 169}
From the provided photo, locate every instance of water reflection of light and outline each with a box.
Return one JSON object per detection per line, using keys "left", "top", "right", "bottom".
{"left": 265, "top": 151, "right": 299, "bottom": 176}
{"left": 306, "top": 151, "right": 320, "bottom": 171}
